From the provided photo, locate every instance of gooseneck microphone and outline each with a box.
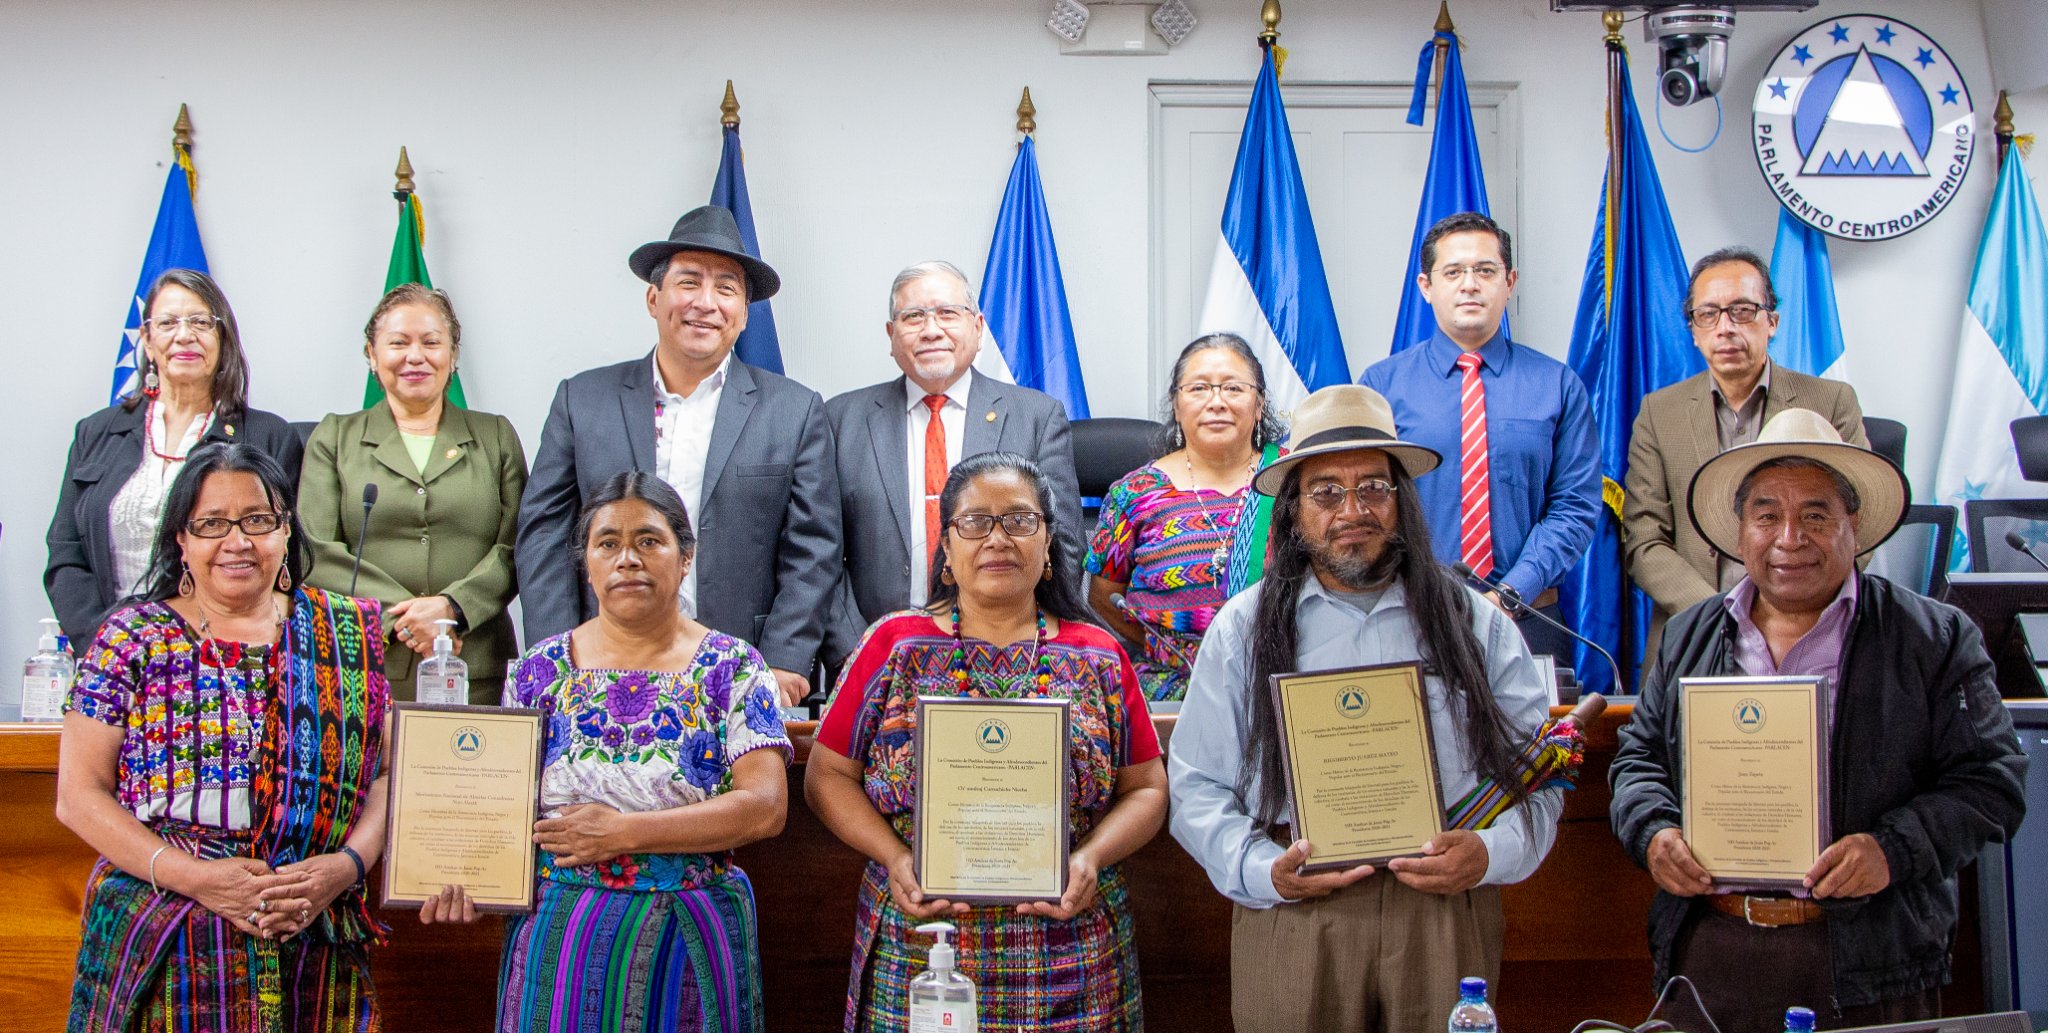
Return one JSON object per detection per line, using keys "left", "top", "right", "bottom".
{"left": 348, "top": 483, "right": 379, "bottom": 597}
{"left": 2004, "top": 530, "right": 2048, "bottom": 573}
{"left": 1451, "top": 562, "right": 1621, "bottom": 687}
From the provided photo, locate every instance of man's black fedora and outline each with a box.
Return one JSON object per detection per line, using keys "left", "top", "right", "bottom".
{"left": 627, "top": 205, "right": 781, "bottom": 300}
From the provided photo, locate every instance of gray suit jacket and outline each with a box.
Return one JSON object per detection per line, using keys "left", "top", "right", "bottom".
{"left": 514, "top": 352, "right": 841, "bottom": 674}
{"left": 822, "top": 373, "right": 1081, "bottom": 664}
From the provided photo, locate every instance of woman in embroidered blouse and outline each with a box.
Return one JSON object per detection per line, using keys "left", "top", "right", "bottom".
{"left": 46, "top": 269, "right": 305, "bottom": 650}
{"left": 807, "top": 451, "right": 1168, "bottom": 1033}
{"left": 420, "top": 471, "right": 790, "bottom": 1033}
{"left": 1084, "top": 334, "right": 1284, "bottom": 701}
{"left": 55, "top": 442, "right": 391, "bottom": 1032}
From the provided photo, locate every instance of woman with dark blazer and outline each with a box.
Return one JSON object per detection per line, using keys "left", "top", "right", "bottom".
{"left": 44, "top": 268, "right": 304, "bottom": 648}
{"left": 299, "top": 284, "right": 527, "bottom": 704}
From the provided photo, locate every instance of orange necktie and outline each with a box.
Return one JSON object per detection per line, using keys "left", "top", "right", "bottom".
{"left": 923, "top": 395, "right": 948, "bottom": 561}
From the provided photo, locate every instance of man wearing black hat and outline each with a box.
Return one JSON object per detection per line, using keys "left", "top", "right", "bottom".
{"left": 1610, "top": 409, "right": 2026, "bottom": 1030}
{"left": 514, "top": 205, "right": 841, "bottom": 703}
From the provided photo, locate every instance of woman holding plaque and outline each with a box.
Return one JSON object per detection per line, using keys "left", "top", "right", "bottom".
{"left": 423, "top": 472, "right": 791, "bottom": 1033}
{"left": 808, "top": 451, "right": 1168, "bottom": 1032}
{"left": 56, "top": 442, "right": 391, "bottom": 1032}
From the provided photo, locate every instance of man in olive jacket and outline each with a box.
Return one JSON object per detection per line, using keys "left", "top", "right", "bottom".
{"left": 1609, "top": 409, "right": 2026, "bottom": 1030}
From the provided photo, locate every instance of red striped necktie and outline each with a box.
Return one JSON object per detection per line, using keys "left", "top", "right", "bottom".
{"left": 924, "top": 395, "right": 948, "bottom": 562}
{"left": 1456, "top": 352, "right": 1495, "bottom": 578}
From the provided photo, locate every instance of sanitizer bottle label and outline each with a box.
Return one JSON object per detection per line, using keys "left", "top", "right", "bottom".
{"left": 908, "top": 1001, "right": 975, "bottom": 1033}
{"left": 22, "top": 675, "right": 66, "bottom": 720}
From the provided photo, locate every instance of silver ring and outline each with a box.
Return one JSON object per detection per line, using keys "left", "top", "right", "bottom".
{"left": 247, "top": 909, "right": 262, "bottom": 924}
{"left": 257, "top": 898, "right": 269, "bottom": 913}
{"left": 399, "top": 628, "right": 411, "bottom": 639}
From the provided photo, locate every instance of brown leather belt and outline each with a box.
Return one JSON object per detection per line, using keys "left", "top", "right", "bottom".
{"left": 1708, "top": 893, "right": 1825, "bottom": 927}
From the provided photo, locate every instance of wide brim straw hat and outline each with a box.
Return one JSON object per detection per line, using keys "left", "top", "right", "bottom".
{"left": 1686, "top": 407, "right": 1908, "bottom": 558}
{"left": 1252, "top": 385, "right": 1441, "bottom": 496}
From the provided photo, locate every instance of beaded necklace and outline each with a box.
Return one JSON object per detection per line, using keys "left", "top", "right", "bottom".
{"left": 145, "top": 400, "right": 212, "bottom": 461}
{"left": 948, "top": 606, "right": 1053, "bottom": 698}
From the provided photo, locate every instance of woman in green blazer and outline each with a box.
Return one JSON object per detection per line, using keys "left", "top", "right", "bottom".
{"left": 300, "top": 284, "right": 529, "bottom": 703}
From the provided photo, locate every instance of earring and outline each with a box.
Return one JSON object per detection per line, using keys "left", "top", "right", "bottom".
{"left": 143, "top": 369, "right": 161, "bottom": 399}
{"left": 938, "top": 554, "right": 956, "bottom": 586}
{"left": 1042, "top": 561, "right": 1053, "bottom": 582}
{"left": 275, "top": 565, "right": 292, "bottom": 592}
{"left": 178, "top": 564, "right": 194, "bottom": 597}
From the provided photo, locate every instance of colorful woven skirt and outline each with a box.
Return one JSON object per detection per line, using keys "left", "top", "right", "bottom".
{"left": 496, "top": 869, "right": 765, "bottom": 1033}
{"left": 841, "top": 861, "right": 1143, "bottom": 1033}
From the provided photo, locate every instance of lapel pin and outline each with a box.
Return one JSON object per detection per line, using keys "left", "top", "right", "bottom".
{"left": 224, "top": 424, "right": 236, "bottom": 437}
{"left": 984, "top": 411, "right": 997, "bottom": 423}
{"left": 445, "top": 447, "right": 460, "bottom": 460}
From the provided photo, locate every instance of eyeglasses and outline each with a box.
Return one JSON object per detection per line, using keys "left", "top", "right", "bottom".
{"left": 1431, "top": 263, "right": 1504, "bottom": 283}
{"left": 893, "top": 305, "right": 977, "bottom": 330}
{"left": 1685, "top": 302, "right": 1771, "bottom": 329}
{"left": 1176, "top": 381, "right": 1259, "bottom": 401}
{"left": 149, "top": 314, "right": 220, "bottom": 335}
{"left": 949, "top": 511, "right": 1045, "bottom": 539}
{"left": 1303, "top": 480, "right": 1397, "bottom": 511}
{"left": 185, "top": 513, "right": 287, "bottom": 538}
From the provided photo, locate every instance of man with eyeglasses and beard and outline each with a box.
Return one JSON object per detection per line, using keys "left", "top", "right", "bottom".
{"left": 1169, "top": 385, "right": 1563, "bottom": 1033}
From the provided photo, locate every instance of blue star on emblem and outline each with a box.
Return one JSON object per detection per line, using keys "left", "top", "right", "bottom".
{"left": 1941, "top": 84, "right": 1960, "bottom": 105}
{"left": 1768, "top": 78, "right": 1790, "bottom": 100}
{"left": 1828, "top": 23, "right": 1850, "bottom": 44}
{"left": 1792, "top": 44, "right": 1813, "bottom": 65}
{"left": 1875, "top": 23, "right": 1897, "bottom": 45}
{"left": 1914, "top": 47, "right": 1935, "bottom": 69}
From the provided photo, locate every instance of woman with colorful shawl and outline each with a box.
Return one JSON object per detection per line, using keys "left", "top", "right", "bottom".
{"left": 808, "top": 452, "right": 1167, "bottom": 1033}
{"left": 56, "top": 442, "right": 391, "bottom": 1033}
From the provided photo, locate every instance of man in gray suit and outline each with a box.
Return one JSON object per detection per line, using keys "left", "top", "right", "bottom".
{"left": 822, "top": 260, "right": 1081, "bottom": 666}
{"left": 515, "top": 205, "right": 840, "bottom": 704}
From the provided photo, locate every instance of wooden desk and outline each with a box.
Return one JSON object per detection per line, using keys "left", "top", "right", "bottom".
{"left": 0, "top": 708, "right": 1979, "bottom": 1031}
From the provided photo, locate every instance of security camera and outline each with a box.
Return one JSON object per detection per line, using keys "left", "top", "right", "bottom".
{"left": 1645, "top": 6, "right": 1736, "bottom": 106}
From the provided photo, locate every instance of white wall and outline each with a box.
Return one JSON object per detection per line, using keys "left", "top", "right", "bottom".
{"left": 0, "top": 0, "right": 2010, "bottom": 667}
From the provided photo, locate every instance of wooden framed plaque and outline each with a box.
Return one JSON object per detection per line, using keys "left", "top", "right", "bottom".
{"left": 1680, "top": 676, "right": 1831, "bottom": 892}
{"left": 1271, "top": 662, "right": 1443, "bottom": 872}
{"left": 913, "top": 696, "right": 1070, "bottom": 904}
{"left": 381, "top": 703, "right": 544, "bottom": 913}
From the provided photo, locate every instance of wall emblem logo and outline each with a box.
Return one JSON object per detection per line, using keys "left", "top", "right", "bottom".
{"left": 976, "top": 718, "right": 1011, "bottom": 753}
{"left": 1751, "top": 15, "right": 1972, "bottom": 241}
{"left": 1732, "top": 699, "right": 1768, "bottom": 734}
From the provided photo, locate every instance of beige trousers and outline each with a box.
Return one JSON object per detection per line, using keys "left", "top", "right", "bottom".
{"left": 1229, "top": 875, "right": 1504, "bottom": 1033}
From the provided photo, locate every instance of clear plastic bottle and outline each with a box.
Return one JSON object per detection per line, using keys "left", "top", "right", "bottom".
{"left": 414, "top": 618, "right": 468, "bottom": 705}
{"left": 1782, "top": 1007, "right": 1817, "bottom": 1033}
{"left": 1447, "top": 976, "right": 1498, "bottom": 1033}
{"left": 908, "top": 921, "right": 976, "bottom": 1033}
{"left": 21, "top": 619, "right": 75, "bottom": 723}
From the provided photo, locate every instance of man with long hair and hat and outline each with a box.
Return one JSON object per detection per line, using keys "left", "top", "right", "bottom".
{"left": 1169, "top": 385, "right": 1564, "bottom": 1032}
{"left": 1610, "top": 409, "right": 2027, "bottom": 1030}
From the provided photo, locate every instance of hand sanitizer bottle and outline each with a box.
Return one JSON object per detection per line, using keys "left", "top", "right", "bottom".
{"left": 415, "top": 619, "right": 469, "bottom": 705}
{"left": 21, "top": 619, "right": 75, "bottom": 723}
{"left": 907, "top": 921, "right": 976, "bottom": 1033}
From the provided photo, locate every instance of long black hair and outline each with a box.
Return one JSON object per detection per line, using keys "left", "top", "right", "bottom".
{"left": 1156, "top": 332, "right": 1287, "bottom": 456}
{"left": 121, "top": 268, "right": 252, "bottom": 417}
{"left": 1241, "top": 455, "right": 1528, "bottom": 831}
{"left": 573, "top": 471, "right": 698, "bottom": 558}
{"left": 925, "top": 451, "right": 1094, "bottom": 626}
{"left": 132, "top": 443, "right": 309, "bottom": 604}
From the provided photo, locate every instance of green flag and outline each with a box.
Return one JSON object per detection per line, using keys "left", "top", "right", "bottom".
{"left": 363, "top": 192, "right": 466, "bottom": 408}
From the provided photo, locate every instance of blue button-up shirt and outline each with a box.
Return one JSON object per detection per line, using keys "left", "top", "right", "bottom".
{"left": 1360, "top": 328, "right": 1602, "bottom": 602}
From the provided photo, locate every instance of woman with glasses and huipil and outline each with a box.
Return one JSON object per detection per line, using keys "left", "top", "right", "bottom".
{"left": 46, "top": 269, "right": 306, "bottom": 652}
{"left": 1083, "top": 334, "right": 1285, "bottom": 701}
{"left": 55, "top": 442, "right": 392, "bottom": 1032}
{"left": 807, "top": 452, "right": 1167, "bottom": 1032}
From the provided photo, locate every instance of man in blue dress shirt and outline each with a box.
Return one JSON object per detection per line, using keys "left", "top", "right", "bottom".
{"left": 1360, "top": 212, "right": 1600, "bottom": 661}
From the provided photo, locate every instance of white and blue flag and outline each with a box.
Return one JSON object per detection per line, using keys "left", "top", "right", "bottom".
{"left": 979, "top": 135, "right": 1089, "bottom": 419}
{"left": 111, "top": 153, "right": 208, "bottom": 404}
{"left": 1197, "top": 47, "right": 1349, "bottom": 411}
{"left": 1767, "top": 207, "right": 1848, "bottom": 380}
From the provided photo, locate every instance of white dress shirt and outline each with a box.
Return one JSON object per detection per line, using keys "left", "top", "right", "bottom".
{"left": 1168, "top": 574, "right": 1564, "bottom": 909}
{"left": 903, "top": 369, "right": 973, "bottom": 606}
{"left": 652, "top": 351, "right": 731, "bottom": 618}
{"left": 109, "top": 405, "right": 212, "bottom": 595}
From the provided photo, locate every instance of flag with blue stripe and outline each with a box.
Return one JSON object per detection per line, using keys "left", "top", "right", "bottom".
{"left": 710, "top": 122, "right": 783, "bottom": 374}
{"left": 1559, "top": 56, "right": 1704, "bottom": 696}
{"left": 1390, "top": 29, "right": 1504, "bottom": 354}
{"left": 1933, "top": 148, "right": 2048, "bottom": 566}
{"left": 1767, "top": 208, "right": 1847, "bottom": 379}
{"left": 1197, "top": 47, "right": 1349, "bottom": 411}
{"left": 979, "top": 135, "right": 1089, "bottom": 419}
{"left": 110, "top": 155, "right": 208, "bottom": 404}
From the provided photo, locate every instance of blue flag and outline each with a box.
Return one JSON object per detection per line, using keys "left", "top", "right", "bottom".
{"left": 1767, "top": 207, "right": 1847, "bottom": 378}
{"left": 1197, "top": 47, "right": 1349, "bottom": 411}
{"left": 979, "top": 135, "right": 1089, "bottom": 419}
{"left": 111, "top": 159, "right": 209, "bottom": 404}
{"left": 1559, "top": 59, "right": 1704, "bottom": 696}
{"left": 1390, "top": 30, "right": 1504, "bottom": 354}
{"left": 709, "top": 124, "right": 782, "bottom": 374}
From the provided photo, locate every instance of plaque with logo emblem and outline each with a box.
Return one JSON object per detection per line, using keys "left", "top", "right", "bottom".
{"left": 381, "top": 703, "right": 545, "bottom": 912}
{"left": 1271, "top": 662, "right": 1442, "bottom": 873}
{"left": 913, "top": 696, "right": 1070, "bottom": 904}
{"left": 1680, "top": 676, "right": 1831, "bottom": 891}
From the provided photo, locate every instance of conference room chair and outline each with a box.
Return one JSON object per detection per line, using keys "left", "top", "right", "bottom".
{"left": 1966, "top": 499, "right": 2048, "bottom": 574}
{"left": 1070, "top": 417, "right": 1163, "bottom": 524}
{"left": 1869, "top": 503, "right": 1957, "bottom": 598}
{"left": 2011, "top": 415, "right": 2048, "bottom": 482}
{"left": 292, "top": 420, "right": 318, "bottom": 450}
{"left": 1864, "top": 416, "right": 1908, "bottom": 473}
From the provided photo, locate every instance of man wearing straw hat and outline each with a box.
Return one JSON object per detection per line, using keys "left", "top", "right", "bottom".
{"left": 1170, "top": 385, "right": 1563, "bottom": 1032}
{"left": 1610, "top": 409, "right": 2026, "bottom": 1030}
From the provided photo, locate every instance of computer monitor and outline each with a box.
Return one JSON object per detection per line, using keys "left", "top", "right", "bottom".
{"left": 1943, "top": 573, "right": 2048, "bottom": 698}
{"left": 1832, "top": 1012, "right": 2033, "bottom": 1033}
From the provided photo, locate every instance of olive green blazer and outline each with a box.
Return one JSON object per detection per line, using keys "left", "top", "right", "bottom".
{"left": 299, "top": 403, "right": 528, "bottom": 703}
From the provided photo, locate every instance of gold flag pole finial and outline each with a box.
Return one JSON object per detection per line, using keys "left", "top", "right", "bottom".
{"left": 393, "top": 146, "right": 416, "bottom": 198}
{"left": 1259, "top": 0, "right": 1282, "bottom": 45}
{"left": 172, "top": 103, "right": 193, "bottom": 154}
{"left": 1435, "top": 1, "right": 1455, "bottom": 34}
{"left": 1016, "top": 87, "right": 1037, "bottom": 136}
{"left": 1602, "top": 9, "right": 1625, "bottom": 45}
{"left": 720, "top": 80, "right": 741, "bottom": 129}
{"left": 1429, "top": 3, "right": 1455, "bottom": 110}
{"left": 1995, "top": 90, "right": 2015, "bottom": 165}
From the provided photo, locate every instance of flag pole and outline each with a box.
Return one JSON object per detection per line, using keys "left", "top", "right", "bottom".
{"left": 1258, "top": 0, "right": 1280, "bottom": 48}
{"left": 721, "top": 79, "right": 740, "bottom": 129}
{"left": 1995, "top": 90, "right": 2014, "bottom": 167}
{"left": 393, "top": 146, "right": 414, "bottom": 203}
{"left": 1016, "top": 87, "right": 1036, "bottom": 137}
{"left": 172, "top": 103, "right": 196, "bottom": 197}
{"left": 1431, "top": 2, "right": 1455, "bottom": 110}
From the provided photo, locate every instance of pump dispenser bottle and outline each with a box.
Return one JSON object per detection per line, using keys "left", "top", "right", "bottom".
{"left": 21, "top": 619, "right": 74, "bottom": 722}
{"left": 415, "top": 618, "right": 469, "bottom": 705}
{"left": 907, "top": 921, "right": 976, "bottom": 1033}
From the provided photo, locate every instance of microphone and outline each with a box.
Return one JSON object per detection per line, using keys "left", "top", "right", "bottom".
{"left": 348, "top": 483, "right": 378, "bottom": 597}
{"left": 2004, "top": 530, "right": 2048, "bottom": 573}
{"left": 1450, "top": 562, "right": 1621, "bottom": 687}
